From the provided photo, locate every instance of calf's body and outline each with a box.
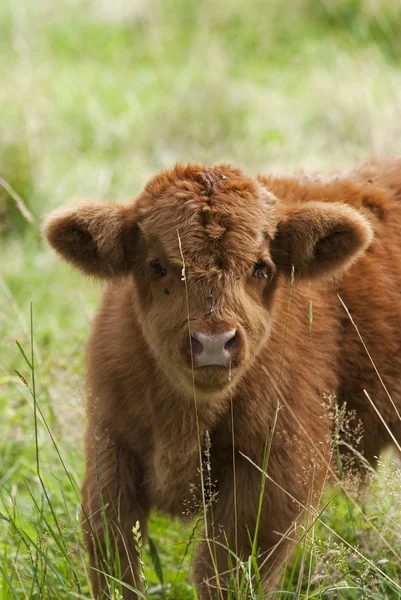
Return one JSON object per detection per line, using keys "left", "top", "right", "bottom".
{"left": 45, "top": 158, "right": 401, "bottom": 598}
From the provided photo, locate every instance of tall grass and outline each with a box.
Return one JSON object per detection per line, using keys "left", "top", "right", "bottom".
{"left": 1, "top": 0, "right": 401, "bottom": 598}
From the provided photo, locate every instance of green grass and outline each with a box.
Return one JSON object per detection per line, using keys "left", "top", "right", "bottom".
{"left": 1, "top": 0, "right": 401, "bottom": 597}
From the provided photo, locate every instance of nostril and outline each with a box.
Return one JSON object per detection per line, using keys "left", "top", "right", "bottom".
{"left": 224, "top": 331, "right": 240, "bottom": 353}
{"left": 190, "top": 334, "right": 203, "bottom": 356}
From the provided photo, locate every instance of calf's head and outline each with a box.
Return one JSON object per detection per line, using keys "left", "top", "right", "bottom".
{"left": 44, "top": 164, "right": 373, "bottom": 399}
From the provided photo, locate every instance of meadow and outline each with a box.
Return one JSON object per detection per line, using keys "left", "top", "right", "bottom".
{"left": 1, "top": 0, "right": 401, "bottom": 597}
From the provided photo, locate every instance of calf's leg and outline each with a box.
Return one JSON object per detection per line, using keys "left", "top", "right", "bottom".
{"left": 81, "top": 429, "right": 149, "bottom": 599}
{"left": 192, "top": 453, "right": 325, "bottom": 599}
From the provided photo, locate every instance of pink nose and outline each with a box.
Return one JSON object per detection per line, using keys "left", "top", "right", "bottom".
{"left": 190, "top": 329, "right": 239, "bottom": 367}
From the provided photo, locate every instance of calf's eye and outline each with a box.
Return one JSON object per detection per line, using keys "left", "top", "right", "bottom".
{"left": 253, "top": 260, "right": 269, "bottom": 279}
{"left": 151, "top": 259, "right": 166, "bottom": 276}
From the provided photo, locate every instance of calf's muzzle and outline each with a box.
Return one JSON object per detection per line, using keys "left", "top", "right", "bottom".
{"left": 189, "top": 329, "right": 240, "bottom": 367}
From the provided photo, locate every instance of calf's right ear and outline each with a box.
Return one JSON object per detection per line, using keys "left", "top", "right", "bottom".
{"left": 43, "top": 201, "right": 138, "bottom": 278}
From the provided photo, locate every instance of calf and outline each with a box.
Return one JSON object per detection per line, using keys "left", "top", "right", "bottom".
{"left": 44, "top": 158, "right": 401, "bottom": 599}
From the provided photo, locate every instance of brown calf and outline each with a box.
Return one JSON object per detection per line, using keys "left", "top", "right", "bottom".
{"left": 44, "top": 158, "right": 401, "bottom": 598}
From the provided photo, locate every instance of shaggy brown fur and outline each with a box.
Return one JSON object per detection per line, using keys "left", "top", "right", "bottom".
{"left": 44, "top": 158, "right": 401, "bottom": 599}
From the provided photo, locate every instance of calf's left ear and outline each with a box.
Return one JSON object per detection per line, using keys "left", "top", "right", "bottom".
{"left": 43, "top": 200, "right": 138, "bottom": 278}
{"left": 271, "top": 201, "right": 373, "bottom": 282}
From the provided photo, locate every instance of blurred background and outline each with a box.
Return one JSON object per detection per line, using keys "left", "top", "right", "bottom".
{"left": 2, "top": 0, "right": 401, "bottom": 230}
{"left": 1, "top": 0, "right": 401, "bottom": 597}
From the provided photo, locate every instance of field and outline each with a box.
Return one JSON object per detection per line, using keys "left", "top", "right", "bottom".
{"left": 1, "top": 0, "right": 401, "bottom": 598}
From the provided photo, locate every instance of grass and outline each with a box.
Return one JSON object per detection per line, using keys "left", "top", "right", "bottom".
{"left": 1, "top": 0, "right": 401, "bottom": 597}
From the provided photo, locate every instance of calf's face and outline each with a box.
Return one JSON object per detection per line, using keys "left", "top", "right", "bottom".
{"left": 44, "top": 164, "right": 373, "bottom": 399}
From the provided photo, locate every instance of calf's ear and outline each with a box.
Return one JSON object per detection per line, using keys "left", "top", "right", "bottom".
{"left": 43, "top": 200, "right": 138, "bottom": 278}
{"left": 271, "top": 201, "right": 373, "bottom": 282}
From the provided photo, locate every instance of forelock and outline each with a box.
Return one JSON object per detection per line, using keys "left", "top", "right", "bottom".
{"left": 134, "top": 163, "right": 278, "bottom": 276}
{"left": 143, "top": 162, "right": 259, "bottom": 201}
